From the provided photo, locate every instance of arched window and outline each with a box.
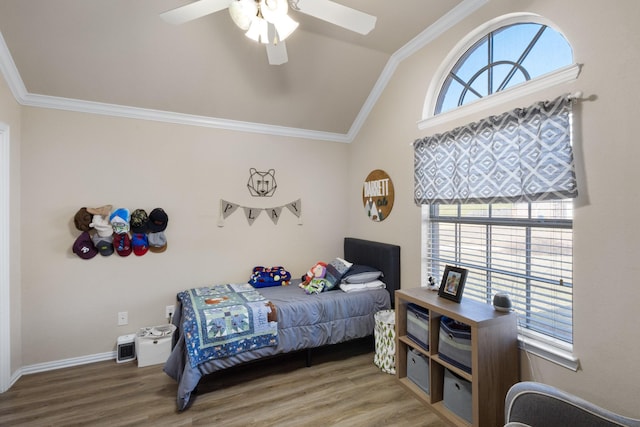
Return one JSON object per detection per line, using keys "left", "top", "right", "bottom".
{"left": 419, "top": 13, "right": 580, "bottom": 129}
{"left": 436, "top": 22, "right": 573, "bottom": 114}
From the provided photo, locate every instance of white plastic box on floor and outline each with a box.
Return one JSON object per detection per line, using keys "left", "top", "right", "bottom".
{"left": 135, "top": 324, "right": 176, "bottom": 367}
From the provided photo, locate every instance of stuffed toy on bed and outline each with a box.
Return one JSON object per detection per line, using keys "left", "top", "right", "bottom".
{"left": 299, "top": 262, "right": 327, "bottom": 287}
{"left": 301, "top": 278, "right": 328, "bottom": 295}
{"left": 249, "top": 266, "right": 291, "bottom": 288}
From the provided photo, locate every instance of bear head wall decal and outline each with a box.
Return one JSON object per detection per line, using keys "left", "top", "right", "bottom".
{"left": 247, "top": 168, "right": 277, "bottom": 197}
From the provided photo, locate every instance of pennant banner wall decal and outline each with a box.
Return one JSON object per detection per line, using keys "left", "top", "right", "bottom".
{"left": 243, "top": 207, "right": 261, "bottom": 225}
{"left": 221, "top": 201, "right": 240, "bottom": 218}
{"left": 268, "top": 207, "right": 283, "bottom": 225}
{"left": 218, "top": 199, "right": 302, "bottom": 227}
{"left": 286, "top": 199, "right": 303, "bottom": 225}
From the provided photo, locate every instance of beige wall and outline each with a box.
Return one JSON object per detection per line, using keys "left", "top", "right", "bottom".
{"left": 349, "top": 0, "right": 640, "bottom": 418}
{"left": 18, "top": 107, "right": 349, "bottom": 363}
{"left": 4, "top": 0, "right": 640, "bottom": 419}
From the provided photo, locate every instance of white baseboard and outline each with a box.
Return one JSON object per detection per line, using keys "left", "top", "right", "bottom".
{"left": 11, "top": 351, "right": 116, "bottom": 387}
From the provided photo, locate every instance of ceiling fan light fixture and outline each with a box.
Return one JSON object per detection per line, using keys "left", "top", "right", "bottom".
{"left": 260, "top": 0, "right": 288, "bottom": 21}
{"left": 272, "top": 13, "right": 298, "bottom": 42}
{"left": 229, "top": 0, "right": 258, "bottom": 31}
{"left": 245, "top": 16, "right": 270, "bottom": 44}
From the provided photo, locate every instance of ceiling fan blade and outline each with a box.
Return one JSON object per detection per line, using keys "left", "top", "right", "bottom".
{"left": 292, "top": 0, "right": 376, "bottom": 35}
{"left": 266, "top": 24, "right": 288, "bottom": 65}
{"left": 266, "top": 42, "right": 288, "bottom": 65}
{"left": 160, "top": 0, "right": 231, "bottom": 25}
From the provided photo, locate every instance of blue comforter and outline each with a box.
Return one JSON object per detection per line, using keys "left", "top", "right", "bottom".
{"left": 178, "top": 283, "right": 278, "bottom": 367}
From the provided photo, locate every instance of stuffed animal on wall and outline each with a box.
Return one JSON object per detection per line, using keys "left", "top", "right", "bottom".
{"left": 299, "top": 261, "right": 327, "bottom": 288}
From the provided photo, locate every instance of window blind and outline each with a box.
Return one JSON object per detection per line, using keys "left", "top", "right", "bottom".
{"left": 424, "top": 201, "right": 573, "bottom": 344}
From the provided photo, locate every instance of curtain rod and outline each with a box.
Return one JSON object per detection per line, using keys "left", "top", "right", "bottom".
{"left": 568, "top": 91, "right": 583, "bottom": 101}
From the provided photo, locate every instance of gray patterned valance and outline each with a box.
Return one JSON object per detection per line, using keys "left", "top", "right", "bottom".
{"left": 414, "top": 95, "right": 578, "bottom": 205}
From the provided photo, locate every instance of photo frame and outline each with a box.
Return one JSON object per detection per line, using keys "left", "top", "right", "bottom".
{"left": 437, "top": 265, "right": 468, "bottom": 303}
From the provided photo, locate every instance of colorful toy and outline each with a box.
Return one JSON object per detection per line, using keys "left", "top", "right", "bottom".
{"left": 249, "top": 266, "right": 291, "bottom": 288}
{"left": 302, "top": 278, "right": 327, "bottom": 295}
{"left": 299, "top": 261, "right": 327, "bottom": 288}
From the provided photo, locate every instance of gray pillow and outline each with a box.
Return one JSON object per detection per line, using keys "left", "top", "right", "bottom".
{"left": 342, "top": 264, "right": 384, "bottom": 284}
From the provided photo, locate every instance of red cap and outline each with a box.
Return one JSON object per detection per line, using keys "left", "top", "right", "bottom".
{"left": 114, "top": 233, "right": 132, "bottom": 257}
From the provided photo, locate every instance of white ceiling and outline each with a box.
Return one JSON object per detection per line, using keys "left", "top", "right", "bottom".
{"left": 0, "top": 0, "right": 486, "bottom": 141}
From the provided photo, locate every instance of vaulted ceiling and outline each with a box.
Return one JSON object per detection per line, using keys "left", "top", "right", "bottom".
{"left": 0, "top": 0, "right": 486, "bottom": 141}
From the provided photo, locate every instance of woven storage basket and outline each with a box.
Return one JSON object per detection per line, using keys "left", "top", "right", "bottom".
{"left": 373, "top": 309, "right": 396, "bottom": 374}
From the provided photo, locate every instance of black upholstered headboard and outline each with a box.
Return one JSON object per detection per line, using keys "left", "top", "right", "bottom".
{"left": 344, "top": 237, "right": 401, "bottom": 308}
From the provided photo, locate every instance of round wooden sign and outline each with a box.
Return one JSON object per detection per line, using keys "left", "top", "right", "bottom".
{"left": 362, "top": 169, "right": 395, "bottom": 222}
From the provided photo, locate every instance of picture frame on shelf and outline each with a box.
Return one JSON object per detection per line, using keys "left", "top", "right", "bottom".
{"left": 437, "top": 265, "right": 468, "bottom": 303}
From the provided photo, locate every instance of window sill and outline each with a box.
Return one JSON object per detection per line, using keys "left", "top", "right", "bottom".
{"left": 418, "top": 63, "right": 582, "bottom": 131}
{"left": 518, "top": 333, "right": 580, "bottom": 372}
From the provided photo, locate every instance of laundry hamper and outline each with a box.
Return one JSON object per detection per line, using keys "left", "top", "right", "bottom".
{"left": 373, "top": 309, "right": 396, "bottom": 374}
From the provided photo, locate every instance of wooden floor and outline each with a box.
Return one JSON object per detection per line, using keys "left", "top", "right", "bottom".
{"left": 0, "top": 339, "right": 445, "bottom": 427}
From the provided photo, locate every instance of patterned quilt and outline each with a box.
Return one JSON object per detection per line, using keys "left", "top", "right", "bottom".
{"left": 178, "top": 283, "right": 278, "bottom": 367}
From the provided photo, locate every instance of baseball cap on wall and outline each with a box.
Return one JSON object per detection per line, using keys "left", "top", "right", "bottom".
{"left": 113, "top": 233, "right": 132, "bottom": 257}
{"left": 147, "top": 208, "right": 168, "bottom": 232}
{"left": 72, "top": 231, "right": 98, "bottom": 259}
{"left": 132, "top": 233, "right": 149, "bottom": 256}
{"left": 90, "top": 215, "right": 113, "bottom": 238}
{"left": 130, "top": 209, "right": 149, "bottom": 233}
{"left": 148, "top": 231, "right": 167, "bottom": 253}
{"left": 73, "top": 208, "right": 92, "bottom": 232}
{"left": 86, "top": 205, "right": 113, "bottom": 217}
{"left": 110, "top": 208, "right": 131, "bottom": 234}
{"left": 92, "top": 233, "right": 114, "bottom": 257}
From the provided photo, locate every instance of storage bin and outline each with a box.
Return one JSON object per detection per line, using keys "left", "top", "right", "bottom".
{"left": 406, "top": 303, "right": 429, "bottom": 350}
{"left": 438, "top": 316, "right": 472, "bottom": 373}
{"left": 374, "top": 309, "right": 396, "bottom": 374}
{"left": 406, "top": 347, "right": 429, "bottom": 393}
{"left": 443, "top": 368, "right": 473, "bottom": 424}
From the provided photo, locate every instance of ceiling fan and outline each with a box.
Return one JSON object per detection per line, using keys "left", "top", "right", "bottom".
{"left": 160, "top": 0, "right": 377, "bottom": 65}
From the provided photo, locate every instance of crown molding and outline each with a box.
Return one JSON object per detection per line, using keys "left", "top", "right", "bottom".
{"left": 347, "top": 0, "right": 488, "bottom": 141}
{"left": 19, "top": 92, "right": 352, "bottom": 143}
{"left": 0, "top": 32, "right": 27, "bottom": 101}
{"left": 0, "top": 0, "right": 487, "bottom": 143}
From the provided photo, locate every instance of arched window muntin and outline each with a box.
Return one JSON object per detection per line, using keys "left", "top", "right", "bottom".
{"left": 451, "top": 60, "right": 531, "bottom": 107}
{"left": 435, "top": 22, "right": 572, "bottom": 114}
{"left": 420, "top": 13, "right": 580, "bottom": 127}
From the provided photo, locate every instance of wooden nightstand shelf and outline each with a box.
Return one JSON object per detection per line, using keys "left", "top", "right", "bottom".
{"left": 395, "top": 288, "right": 519, "bottom": 427}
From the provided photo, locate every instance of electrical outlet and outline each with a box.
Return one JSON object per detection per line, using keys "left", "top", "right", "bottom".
{"left": 117, "top": 311, "right": 128, "bottom": 326}
{"left": 166, "top": 305, "right": 175, "bottom": 319}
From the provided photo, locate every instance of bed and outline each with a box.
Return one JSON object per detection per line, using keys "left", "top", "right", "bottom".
{"left": 163, "top": 237, "right": 401, "bottom": 411}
